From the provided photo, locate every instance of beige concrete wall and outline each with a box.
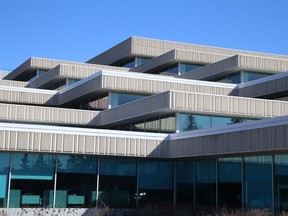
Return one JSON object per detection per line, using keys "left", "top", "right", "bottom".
{"left": 5, "top": 57, "right": 129, "bottom": 80}
{"left": 97, "top": 91, "right": 288, "bottom": 126}
{"left": 0, "top": 79, "right": 27, "bottom": 87}
{"left": 130, "top": 49, "right": 230, "bottom": 73}
{"left": 0, "top": 124, "right": 166, "bottom": 157}
{"left": 87, "top": 36, "right": 288, "bottom": 65}
{"left": 58, "top": 71, "right": 235, "bottom": 105}
{"left": 0, "top": 103, "right": 99, "bottom": 126}
{"left": 0, "top": 87, "right": 57, "bottom": 105}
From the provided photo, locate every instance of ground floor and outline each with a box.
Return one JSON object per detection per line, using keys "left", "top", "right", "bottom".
{"left": 0, "top": 152, "right": 288, "bottom": 212}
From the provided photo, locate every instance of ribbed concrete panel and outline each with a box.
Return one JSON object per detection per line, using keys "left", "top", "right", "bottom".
{"left": 179, "top": 55, "right": 239, "bottom": 80}
{"left": 97, "top": 91, "right": 288, "bottom": 126}
{"left": 0, "top": 86, "right": 57, "bottom": 105}
{"left": 28, "top": 63, "right": 130, "bottom": 89}
{"left": 238, "top": 55, "right": 288, "bottom": 72}
{"left": 238, "top": 72, "right": 288, "bottom": 98}
{"left": 180, "top": 55, "right": 288, "bottom": 81}
{"left": 58, "top": 73, "right": 103, "bottom": 105}
{"left": 0, "top": 80, "right": 27, "bottom": 87}
{"left": 0, "top": 103, "right": 99, "bottom": 126}
{"left": 97, "top": 91, "right": 171, "bottom": 126}
{"left": 163, "top": 116, "right": 288, "bottom": 158}
{"left": 87, "top": 36, "right": 288, "bottom": 66}
{"left": 170, "top": 91, "right": 288, "bottom": 117}
{"left": 0, "top": 123, "right": 166, "bottom": 158}
{"left": 130, "top": 49, "right": 176, "bottom": 73}
{"left": 130, "top": 49, "right": 230, "bottom": 73}
{"left": 5, "top": 57, "right": 129, "bottom": 81}
{"left": 58, "top": 70, "right": 235, "bottom": 106}
{"left": 102, "top": 72, "right": 234, "bottom": 95}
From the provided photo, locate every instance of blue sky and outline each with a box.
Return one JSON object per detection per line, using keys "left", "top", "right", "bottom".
{"left": 1, "top": 0, "right": 288, "bottom": 70}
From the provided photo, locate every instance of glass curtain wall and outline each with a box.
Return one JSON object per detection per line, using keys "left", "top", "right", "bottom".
{"left": 0, "top": 153, "right": 9, "bottom": 207}
{"left": 99, "top": 158, "right": 137, "bottom": 208}
{"left": 139, "top": 160, "right": 173, "bottom": 208}
{"left": 218, "top": 157, "right": 242, "bottom": 208}
{"left": 244, "top": 156, "right": 273, "bottom": 209}
{"left": 178, "top": 113, "right": 251, "bottom": 132}
{"left": 274, "top": 155, "right": 288, "bottom": 211}
{"left": 9, "top": 153, "right": 55, "bottom": 208}
{"left": 195, "top": 159, "right": 216, "bottom": 207}
{"left": 110, "top": 92, "right": 147, "bottom": 108}
{"left": 176, "top": 160, "right": 194, "bottom": 205}
{"left": 55, "top": 155, "right": 97, "bottom": 208}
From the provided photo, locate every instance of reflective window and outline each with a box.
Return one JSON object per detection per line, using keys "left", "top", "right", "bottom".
{"left": 214, "top": 72, "right": 241, "bottom": 84}
{"left": 122, "top": 58, "right": 136, "bottom": 68}
{"left": 131, "top": 120, "right": 145, "bottom": 132}
{"left": 244, "top": 156, "right": 272, "bottom": 209}
{"left": 10, "top": 153, "right": 55, "bottom": 208}
{"left": 160, "top": 114, "right": 176, "bottom": 133}
{"left": 145, "top": 117, "right": 160, "bottom": 133}
{"left": 243, "top": 71, "right": 273, "bottom": 83}
{"left": 274, "top": 155, "right": 288, "bottom": 211}
{"left": 139, "top": 160, "right": 173, "bottom": 207}
{"left": 135, "top": 57, "right": 151, "bottom": 66}
{"left": 110, "top": 92, "right": 147, "bottom": 108}
{"left": 176, "top": 160, "right": 194, "bottom": 204}
{"left": 195, "top": 159, "right": 216, "bottom": 207}
{"left": 56, "top": 155, "right": 97, "bottom": 208}
{"left": 218, "top": 157, "right": 242, "bottom": 208}
{"left": 66, "top": 78, "right": 80, "bottom": 86}
{"left": 179, "top": 63, "right": 202, "bottom": 75}
{"left": 178, "top": 114, "right": 211, "bottom": 132}
{"left": 99, "top": 158, "right": 137, "bottom": 208}
{"left": 212, "top": 116, "right": 246, "bottom": 127}
{"left": 0, "top": 153, "right": 9, "bottom": 207}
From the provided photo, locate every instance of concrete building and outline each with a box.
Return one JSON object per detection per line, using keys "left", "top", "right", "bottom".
{"left": 1, "top": 37, "right": 288, "bottom": 212}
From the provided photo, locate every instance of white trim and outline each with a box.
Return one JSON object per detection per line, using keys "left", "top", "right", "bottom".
{"left": 0, "top": 122, "right": 167, "bottom": 140}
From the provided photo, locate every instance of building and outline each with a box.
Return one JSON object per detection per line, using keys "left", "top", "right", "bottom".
{"left": 1, "top": 36, "right": 288, "bottom": 212}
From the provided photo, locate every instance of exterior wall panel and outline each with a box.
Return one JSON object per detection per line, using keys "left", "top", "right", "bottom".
{"left": 0, "top": 124, "right": 166, "bottom": 157}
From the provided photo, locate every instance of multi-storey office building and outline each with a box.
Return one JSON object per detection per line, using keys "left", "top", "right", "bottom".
{"left": 1, "top": 37, "right": 288, "bottom": 212}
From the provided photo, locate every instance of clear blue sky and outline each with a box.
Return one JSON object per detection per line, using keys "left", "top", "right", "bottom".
{"left": 1, "top": 0, "right": 288, "bottom": 70}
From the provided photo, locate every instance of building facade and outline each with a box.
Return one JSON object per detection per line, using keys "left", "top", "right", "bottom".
{"left": 1, "top": 37, "right": 288, "bottom": 212}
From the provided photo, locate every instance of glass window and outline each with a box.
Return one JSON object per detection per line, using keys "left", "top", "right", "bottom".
{"left": 274, "top": 155, "right": 288, "bottom": 211}
{"left": 131, "top": 120, "right": 145, "bottom": 132}
{"left": 122, "top": 58, "right": 136, "bottom": 68}
{"left": 145, "top": 117, "right": 160, "bottom": 133}
{"left": 212, "top": 116, "right": 246, "bottom": 127}
{"left": 56, "top": 155, "right": 97, "bottom": 208}
{"left": 135, "top": 57, "right": 151, "bottom": 66}
{"left": 66, "top": 78, "right": 80, "bottom": 86}
{"left": 159, "top": 63, "right": 179, "bottom": 75}
{"left": 110, "top": 92, "right": 147, "bottom": 108}
{"left": 243, "top": 71, "right": 273, "bottom": 83}
{"left": 227, "top": 72, "right": 241, "bottom": 84}
{"left": 218, "top": 157, "right": 242, "bottom": 208}
{"left": 179, "top": 63, "right": 202, "bottom": 75}
{"left": 195, "top": 159, "right": 216, "bottom": 207}
{"left": 160, "top": 114, "right": 176, "bottom": 133}
{"left": 139, "top": 160, "right": 173, "bottom": 207}
{"left": 0, "top": 153, "right": 9, "bottom": 207}
{"left": 99, "top": 158, "right": 137, "bottom": 208}
{"left": 178, "top": 114, "right": 211, "bottom": 132}
{"left": 176, "top": 160, "right": 194, "bottom": 204}
{"left": 10, "top": 153, "right": 55, "bottom": 208}
{"left": 244, "top": 156, "right": 272, "bottom": 209}
{"left": 214, "top": 72, "right": 241, "bottom": 84}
